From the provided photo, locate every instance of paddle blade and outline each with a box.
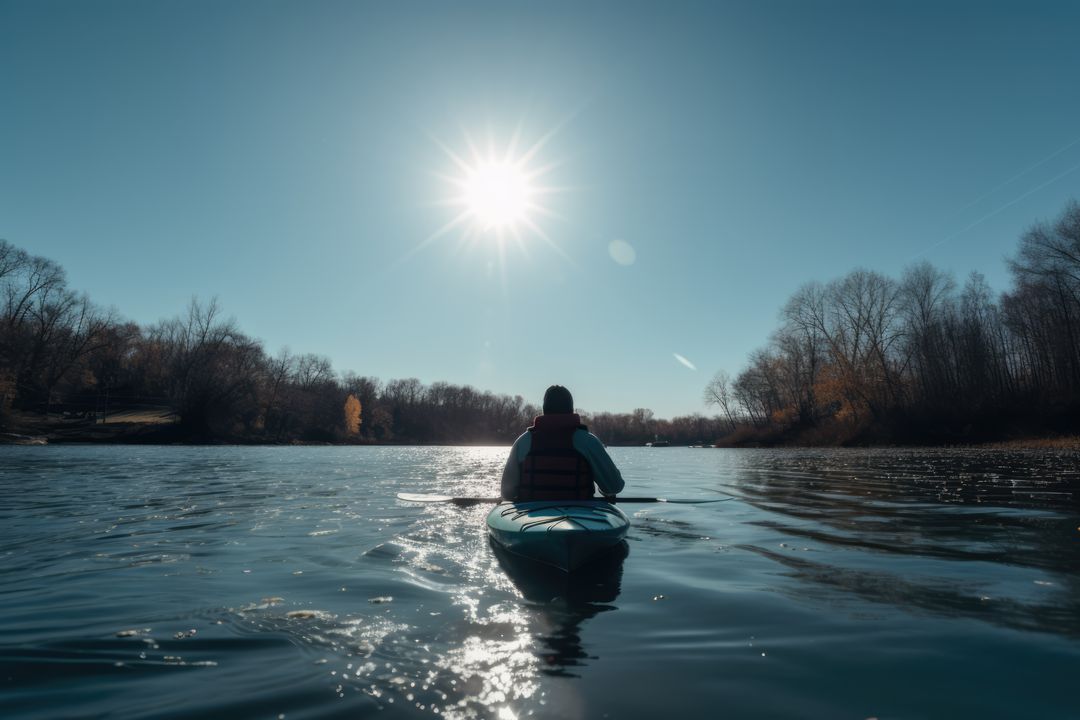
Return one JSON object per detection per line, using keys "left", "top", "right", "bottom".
{"left": 396, "top": 493, "right": 501, "bottom": 505}
{"left": 396, "top": 493, "right": 453, "bottom": 503}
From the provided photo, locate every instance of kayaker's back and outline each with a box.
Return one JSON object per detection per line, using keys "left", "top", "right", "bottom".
{"left": 517, "top": 414, "right": 595, "bottom": 501}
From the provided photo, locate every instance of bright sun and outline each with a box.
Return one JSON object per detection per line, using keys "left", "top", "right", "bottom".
{"left": 425, "top": 127, "right": 567, "bottom": 261}
{"left": 462, "top": 160, "right": 533, "bottom": 230}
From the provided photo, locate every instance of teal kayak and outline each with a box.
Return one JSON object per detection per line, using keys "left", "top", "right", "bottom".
{"left": 486, "top": 500, "right": 630, "bottom": 572}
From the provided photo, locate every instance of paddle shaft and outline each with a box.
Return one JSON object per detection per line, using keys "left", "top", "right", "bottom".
{"left": 396, "top": 493, "right": 730, "bottom": 505}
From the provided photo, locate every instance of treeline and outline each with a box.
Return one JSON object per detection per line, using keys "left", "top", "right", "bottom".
{"left": 585, "top": 408, "right": 727, "bottom": 446}
{"left": 11, "top": 200, "right": 1076, "bottom": 447}
{"left": 706, "top": 199, "right": 1080, "bottom": 444}
{"left": 0, "top": 239, "right": 719, "bottom": 444}
{"left": 0, "top": 244, "right": 539, "bottom": 443}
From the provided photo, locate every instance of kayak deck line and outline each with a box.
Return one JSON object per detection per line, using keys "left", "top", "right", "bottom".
{"left": 520, "top": 514, "right": 579, "bottom": 532}
{"left": 495, "top": 502, "right": 626, "bottom": 532}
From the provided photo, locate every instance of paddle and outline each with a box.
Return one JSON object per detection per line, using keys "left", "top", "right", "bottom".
{"left": 396, "top": 493, "right": 732, "bottom": 506}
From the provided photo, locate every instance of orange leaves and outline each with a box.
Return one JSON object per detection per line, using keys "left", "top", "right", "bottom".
{"left": 343, "top": 394, "right": 362, "bottom": 436}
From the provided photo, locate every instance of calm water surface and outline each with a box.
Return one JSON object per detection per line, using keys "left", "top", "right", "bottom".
{"left": 1, "top": 446, "right": 1078, "bottom": 719}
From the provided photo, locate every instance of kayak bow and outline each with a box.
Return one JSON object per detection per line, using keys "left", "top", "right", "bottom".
{"left": 485, "top": 500, "right": 630, "bottom": 572}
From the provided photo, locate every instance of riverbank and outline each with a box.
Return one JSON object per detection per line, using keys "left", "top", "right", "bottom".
{"left": 709, "top": 407, "right": 1080, "bottom": 450}
{"left": 975, "top": 436, "right": 1080, "bottom": 450}
{"left": 5, "top": 413, "right": 1078, "bottom": 450}
{"left": 0, "top": 410, "right": 395, "bottom": 446}
{"left": 1, "top": 412, "right": 187, "bottom": 445}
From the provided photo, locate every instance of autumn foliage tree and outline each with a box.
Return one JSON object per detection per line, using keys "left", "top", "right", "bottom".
{"left": 343, "top": 394, "right": 362, "bottom": 436}
{"left": 709, "top": 199, "right": 1080, "bottom": 443}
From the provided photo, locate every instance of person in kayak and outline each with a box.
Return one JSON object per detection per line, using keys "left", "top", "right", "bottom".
{"left": 501, "top": 385, "right": 625, "bottom": 501}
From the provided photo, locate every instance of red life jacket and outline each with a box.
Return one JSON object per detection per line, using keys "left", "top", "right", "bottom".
{"left": 517, "top": 413, "right": 595, "bottom": 501}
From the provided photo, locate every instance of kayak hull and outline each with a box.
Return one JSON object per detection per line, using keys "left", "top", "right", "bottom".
{"left": 486, "top": 500, "right": 630, "bottom": 572}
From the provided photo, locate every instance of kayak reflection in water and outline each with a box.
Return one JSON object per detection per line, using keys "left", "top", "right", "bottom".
{"left": 500, "top": 385, "right": 625, "bottom": 501}
{"left": 492, "top": 534, "right": 629, "bottom": 607}
{"left": 491, "top": 537, "right": 629, "bottom": 676}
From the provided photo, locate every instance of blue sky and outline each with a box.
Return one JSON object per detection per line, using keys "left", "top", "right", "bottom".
{"left": 3, "top": 0, "right": 1079, "bottom": 418}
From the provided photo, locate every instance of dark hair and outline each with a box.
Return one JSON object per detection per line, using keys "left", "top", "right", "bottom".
{"left": 542, "top": 385, "right": 574, "bottom": 414}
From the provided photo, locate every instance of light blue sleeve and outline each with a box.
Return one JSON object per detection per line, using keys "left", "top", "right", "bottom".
{"left": 500, "top": 432, "right": 532, "bottom": 499}
{"left": 572, "top": 431, "right": 626, "bottom": 495}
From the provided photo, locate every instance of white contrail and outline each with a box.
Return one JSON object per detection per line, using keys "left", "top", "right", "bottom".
{"left": 954, "top": 135, "right": 1080, "bottom": 215}
{"left": 674, "top": 353, "right": 697, "bottom": 371}
{"left": 910, "top": 158, "right": 1080, "bottom": 260}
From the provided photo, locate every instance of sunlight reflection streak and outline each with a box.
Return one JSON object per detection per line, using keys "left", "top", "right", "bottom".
{"left": 521, "top": 217, "right": 578, "bottom": 269}
{"left": 394, "top": 210, "right": 474, "bottom": 268}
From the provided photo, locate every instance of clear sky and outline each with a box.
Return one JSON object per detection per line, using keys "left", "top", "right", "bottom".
{"left": 3, "top": 0, "right": 1079, "bottom": 418}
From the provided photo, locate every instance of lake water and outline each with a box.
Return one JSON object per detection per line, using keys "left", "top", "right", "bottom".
{"left": 1, "top": 446, "right": 1077, "bottom": 719}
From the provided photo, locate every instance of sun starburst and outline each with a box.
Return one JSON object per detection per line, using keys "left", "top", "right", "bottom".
{"left": 422, "top": 125, "right": 570, "bottom": 264}
{"left": 461, "top": 159, "right": 533, "bottom": 230}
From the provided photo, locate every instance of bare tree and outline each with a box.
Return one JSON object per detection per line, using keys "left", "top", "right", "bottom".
{"left": 1008, "top": 201, "right": 1080, "bottom": 394}
{"left": 898, "top": 261, "right": 957, "bottom": 409}
{"left": 704, "top": 370, "right": 739, "bottom": 430}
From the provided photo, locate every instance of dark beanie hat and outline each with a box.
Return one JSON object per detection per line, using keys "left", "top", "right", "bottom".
{"left": 542, "top": 385, "right": 574, "bottom": 414}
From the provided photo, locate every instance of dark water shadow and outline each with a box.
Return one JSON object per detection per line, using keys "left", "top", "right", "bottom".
{"left": 743, "top": 542, "right": 1080, "bottom": 638}
{"left": 730, "top": 460, "right": 1079, "bottom": 573}
{"left": 491, "top": 539, "right": 628, "bottom": 677}
{"left": 722, "top": 451, "right": 1080, "bottom": 637}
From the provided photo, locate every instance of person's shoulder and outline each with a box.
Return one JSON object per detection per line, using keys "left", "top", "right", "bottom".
{"left": 574, "top": 428, "right": 605, "bottom": 445}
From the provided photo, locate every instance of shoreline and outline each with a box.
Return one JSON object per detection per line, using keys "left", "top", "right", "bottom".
{"left": 5, "top": 410, "right": 1080, "bottom": 450}
{"left": 3, "top": 423, "right": 1078, "bottom": 451}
